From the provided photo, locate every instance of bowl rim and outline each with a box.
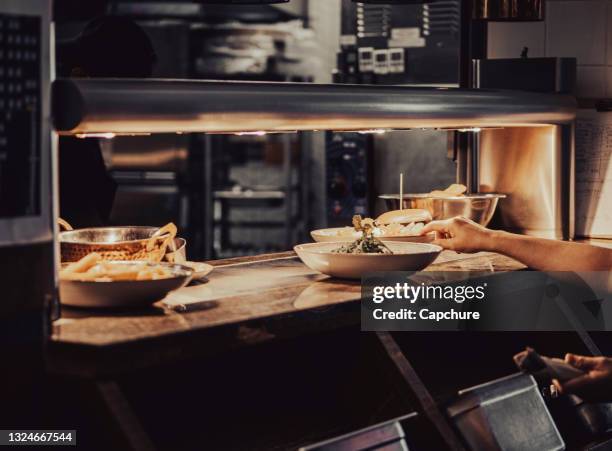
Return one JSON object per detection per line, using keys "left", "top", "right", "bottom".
{"left": 60, "top": 226, "right": 165, "bottom": 245}
{"left": 294, "top": 240, "right": 442, "bottom": 256}
{"left": 310, "top": 227, "right": 433, "bottom": 240}
{"left": 379, "top": 193, "right": 506, "bottom": 200}
{"left": 60, "top": 260, "right": 193, "bottom": 283}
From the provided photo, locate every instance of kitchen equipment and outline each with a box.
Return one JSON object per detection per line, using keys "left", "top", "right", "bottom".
{"left": 326, "top": 132, "right": 372, "bottom": 226}
{"left": 0, "top": 0, "right": 55, "bottom": 426}
{"left": 514, "top": 348, "right": 612, "bottom": 443}
{"left": 380, "top": 193, "right": 505, "bottom": 226}
{"left": 573, "top": 399, "right": 612, "bottom": 438}
{"left": 59, "top": 261, "right": 193, "bottom": 308}
{"left": 446, "top": 373, "right": 565, "bottom": 451}
{"left": 472, "top": 0, "right": 544, "bottom": 21}
{"left": 294, "top": 241, "right": 441, "bottom": 279}
{"left": 300, "top": 412, "right": 418, "bottom": 451}
{"left": 473, "top": 57, "right": 576, "bottom": 239}
{"left": 60, "top": 225, "right": 177, "bottom": 262}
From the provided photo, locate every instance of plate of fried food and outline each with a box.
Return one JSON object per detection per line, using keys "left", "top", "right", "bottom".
{"left": 297, "top": 216, "right": 442, "bottom": 279}
{"left": 59, "top": 253, "right": 193, "bottom": 308}
{"left": 310, "top": 209, "right": 434, "bottom": 243}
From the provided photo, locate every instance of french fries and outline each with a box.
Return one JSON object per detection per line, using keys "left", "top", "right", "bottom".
{"left": 146, "top": 222, "right": 178, "bottom": 255}
{"left": 62, "top": 252, "right": 102, "bottom": 275}
{"left": 60, "top": 252, "right": 175, "bottom": 282}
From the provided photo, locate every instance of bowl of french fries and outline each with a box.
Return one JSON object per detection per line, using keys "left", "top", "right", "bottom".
{"left": 59, "top": 221, "right": 179, "bottom": 263}
{"left": 59, "top": 252, "right": 193, "bottom": 308}
{"left": 380, "top": 184, "right": 505, "bottom": 227}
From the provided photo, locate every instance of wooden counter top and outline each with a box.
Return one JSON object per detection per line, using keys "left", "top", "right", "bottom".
{"left": 48, "top": 250, "right": 524, "bottom": 377}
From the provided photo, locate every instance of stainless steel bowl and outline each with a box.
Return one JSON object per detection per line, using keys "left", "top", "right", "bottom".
{"left": 380, "top": 193, "right": 506, "bottom": 227}
{"left": 60, "top": 226, "right": 173, "bottom": 262}
{"left": 60, "top": 225, "right": 158, "bottom": 244}
{"left": 59, "top": 261, "right": 193, "bottom": 308}
{"left": 165, "top": 238, "right": 187, "bottom": 263}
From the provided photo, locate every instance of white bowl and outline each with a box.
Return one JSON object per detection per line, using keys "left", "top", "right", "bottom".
{"left": 310, "top": 228, "right": 434, "bottom": 244}
{"left": 294, "top": 241, "right": 442, "bottom": 279}
{"left": 60, "top": 261, "right": 193, "bottom": 308}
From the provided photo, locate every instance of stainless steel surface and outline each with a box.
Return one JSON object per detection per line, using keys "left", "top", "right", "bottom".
{"left": 575, "top": 401, "right": 612, "bottom": 437}
{"left": 52, "top": 79, "right": 576, "bottom": 135}
{"left": 380, "top": 193, "right": 505, "bottom": 227}
{"left": 447, "top": 373, "right": 564, "bottom": 451}
{"left": 473, "top": 0, "right": 544, "bottom": 21}
{"left": 473, "top": 57, "right": 575, "bottom": 239}
{"left": 372, "top": 130, "right": 456, "bottom": 217}
{"left": 473, "top": 58, "right": 576, "bottom": 94}
{"left": 60, "top": 225, "right": 158, "bottom": 243}
{"left": 0, "top": 0, "right": 55, "bottom": 246}
{"left": 478, "top": 126, "right": 574, "bottom": 238}
{"left": 104, "top": 134, "right": 188, "bottom": 171}
{"left": 59, "top": 261, "right": 193, "bottom": 308}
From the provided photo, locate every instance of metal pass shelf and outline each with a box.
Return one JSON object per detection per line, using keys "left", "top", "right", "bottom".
{"left": 52, "top": 78, "right": 577, "bottom": 135}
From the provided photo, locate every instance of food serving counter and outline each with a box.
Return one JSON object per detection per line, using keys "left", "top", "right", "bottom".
{"left": 45, "top": 250, "right": 527, "bottom": 451}
{"left": 49, "top": 250, "right": 523, "bottom": 376}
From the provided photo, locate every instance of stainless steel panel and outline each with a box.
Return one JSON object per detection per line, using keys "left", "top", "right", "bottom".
{"left": 0, "top": 0, "right": 55, "bottom": 246}
{"left": 478, "top": 125, "right": 574, "bottom": 239}
{"left": 52, "top": 79, "right": 576, "bottom": 135}
{"left": 447, "top": 373, "right": 564, "bottom": 451}
{"left": 103, "top": 134, "right": 188, "bottom": 171}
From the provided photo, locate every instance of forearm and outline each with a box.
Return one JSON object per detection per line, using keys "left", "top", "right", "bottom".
{"left": 485, "top": 231, "right": 612, "bottom": 271}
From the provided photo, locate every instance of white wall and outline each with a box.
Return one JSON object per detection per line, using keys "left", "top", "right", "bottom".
{"left": 308, "top": 0, "right": 342, "bottom": 83}
{"left": 488, "top": 0, "right": 612, "bottom": 99}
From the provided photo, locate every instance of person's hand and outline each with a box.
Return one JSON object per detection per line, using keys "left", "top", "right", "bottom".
{"left": 420, "top": 216, "right": 495, "bottom": 253}
{"left": 556, "top": 354, "right": 612, "bottom": 403}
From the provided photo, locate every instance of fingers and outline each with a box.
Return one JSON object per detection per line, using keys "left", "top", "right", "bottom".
{"left": 432, "top": 238, "right": 455, "bottom": 250}
{"left": 565, "top": 353, "right": 601, "bottom": 371}
{"left": 421, "top": 219, "right": 451, "bottom": 236}
{"left": 560, "top": 374, "right": 603, "bottom": 401}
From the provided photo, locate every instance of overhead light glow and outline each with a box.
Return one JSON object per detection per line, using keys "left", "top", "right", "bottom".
{"left": 357, "top": 129, "right": 387, "bottom": 135}
{"left": 235, "top": 131, "right": 267, "bottom": 136}
{"left": 75, "top": 133, "right": 116, "bottom": 139}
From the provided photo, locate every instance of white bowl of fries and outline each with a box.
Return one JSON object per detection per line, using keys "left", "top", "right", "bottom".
{"left": 59, "top": 253, "right": 193, "bottom": 308}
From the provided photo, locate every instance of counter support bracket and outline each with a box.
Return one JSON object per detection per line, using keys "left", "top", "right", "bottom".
{"left": 94, "top": 380, "right": 157, "bottom": 451}
{"left": 376, "top": 331, "right": 466, "bottom": 451}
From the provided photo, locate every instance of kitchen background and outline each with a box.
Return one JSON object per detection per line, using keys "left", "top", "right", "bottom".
{"left": 487, "top": 1, "right": 612, "bottom": 240}
{"left": 54, "top": 0, "right": 611, "bottom": 259}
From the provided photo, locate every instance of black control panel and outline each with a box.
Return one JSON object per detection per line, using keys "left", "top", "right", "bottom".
{"left": 326, "top": 132, "right": 371, "bottom": 227}
{"left": 0, "top": 14, "right": 41, "bottom": 218}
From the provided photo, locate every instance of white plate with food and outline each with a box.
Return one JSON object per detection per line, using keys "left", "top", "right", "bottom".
{"left": 294, "top": 240, "right": 442, "bottom": 280}
{"left": 59, "top": 253, "right": 193, "bottom": 308}
{"left": 300, "top": 215, "right": 441, "bottom": 279}
{"left": 311, "top": 209, "right": 434, "bottom": 243}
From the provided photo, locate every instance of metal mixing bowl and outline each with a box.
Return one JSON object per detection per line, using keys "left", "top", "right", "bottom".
{"left": 379, "top": 193, "right": 506, "bottom": 227}
{"left": 60, "top": 226, "right": 171, "bottom": 262}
